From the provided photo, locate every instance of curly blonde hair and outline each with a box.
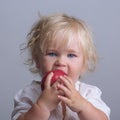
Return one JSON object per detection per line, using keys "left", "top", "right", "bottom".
{"left": 24, "top": 13, "right": 98, "bottom": 74}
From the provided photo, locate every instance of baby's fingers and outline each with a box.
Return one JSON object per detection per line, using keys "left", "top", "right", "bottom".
{"left": 58, "top": 95, "right": 71, "bottom": 105}
{"left": 59, "top": 76, "right": 75, "bottom": 90}
{"left": 44, "top": 72, "right": 53, "bottom": 89}
{"left": 57, "top": 83, "right": 71, "bottom": 98}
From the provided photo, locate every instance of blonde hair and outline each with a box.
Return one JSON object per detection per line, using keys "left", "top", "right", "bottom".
{"left": 24, "top": 13, "right": 98, "bottom": 74}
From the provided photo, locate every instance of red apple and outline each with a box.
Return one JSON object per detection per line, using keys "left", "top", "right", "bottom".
{"left": 41, "top": 69, "right": 67, "bottom": 90}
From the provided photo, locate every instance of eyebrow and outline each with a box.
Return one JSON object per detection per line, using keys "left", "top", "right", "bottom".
{"left": 67, "top": 49, "right": 81, "bottom": 54}
{"left": 46, "top": 48, "right": 81, "bottom": 54}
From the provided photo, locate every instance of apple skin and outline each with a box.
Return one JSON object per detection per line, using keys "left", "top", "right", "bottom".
{"left": 41, "top": 69, "right": 67, "bottom": 90}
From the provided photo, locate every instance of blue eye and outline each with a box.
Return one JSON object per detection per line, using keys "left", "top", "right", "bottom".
{"left": 67, "top": 54, "right": 76, "bottom": 58}
{"left": 47, "top": 52, "right": 57, "bottom": 57}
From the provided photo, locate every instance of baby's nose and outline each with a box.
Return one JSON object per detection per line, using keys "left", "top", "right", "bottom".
{"left": 55, "top": 56, "right": 66, "bottom": 66}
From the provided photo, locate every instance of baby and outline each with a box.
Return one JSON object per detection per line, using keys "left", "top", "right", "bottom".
{"left": 12, "top": 13, "right": 110, "bottom": 120}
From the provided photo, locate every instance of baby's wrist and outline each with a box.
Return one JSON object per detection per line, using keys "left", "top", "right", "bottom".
{"left": 77, "top": 97, "right": 89, "bottom": 114}
{"left": 36, "top": 100, "right": 51, "bottom": 113}
{"left": 22, "top": 103, "right": 50, "bottom": 120}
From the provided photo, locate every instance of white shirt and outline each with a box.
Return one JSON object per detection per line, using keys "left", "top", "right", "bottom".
{"left": 11, "top": 80, "right": 110, "bottom": 120}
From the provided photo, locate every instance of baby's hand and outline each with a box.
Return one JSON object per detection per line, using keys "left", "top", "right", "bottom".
{"left": 37, "top": 72, "right": 64, "bottom": 112}
{"left": 41, "top": 69, "right": 67, "bottom": 90}
{"left": 57, "top": 76, "right": 87, "bottom": 113}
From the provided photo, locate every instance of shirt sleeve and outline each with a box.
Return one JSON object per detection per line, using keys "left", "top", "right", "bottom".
{"left": 11, "top": 81, "right": 41, "bottom": 120}
{"left": 83, "top": 84, "right": 111, "bottom": 119}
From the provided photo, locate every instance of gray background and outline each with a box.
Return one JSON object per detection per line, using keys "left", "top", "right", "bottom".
{"left": 0, "top": 0, "right": 120, "bottom": 120}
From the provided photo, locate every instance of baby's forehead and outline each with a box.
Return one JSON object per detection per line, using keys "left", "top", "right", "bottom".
{"left": 53, "top": 32, "right": 81, "bottom": 45}
{"left": 41, "top": 31, "right": 82, "bottom": 54}
{"left": 46, "top": 37, "right": 82, "bottom": 52}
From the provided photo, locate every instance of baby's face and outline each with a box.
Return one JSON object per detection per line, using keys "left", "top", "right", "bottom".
{"left": 39, "top": 35, "right": 85, "bottom": 82}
